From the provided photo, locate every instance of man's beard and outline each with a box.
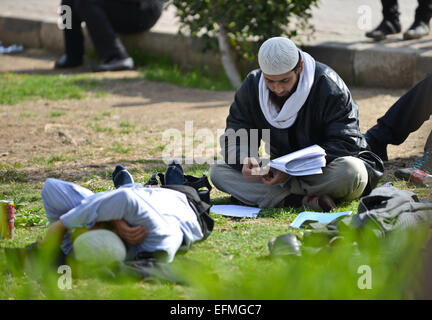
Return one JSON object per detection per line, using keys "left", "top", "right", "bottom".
{"left": 269, "top": 92, "right": 289, "bottom": 111}
{"left": 268, "top": 73, "right": 300, "bottom": 111}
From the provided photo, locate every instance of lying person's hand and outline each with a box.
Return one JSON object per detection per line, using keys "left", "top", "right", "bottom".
{"left": 242, "top": 157, "right": 270, "bottom": 182}
{"left": 262, "top": 168, "right": 290, "bottom": 186}
{"left": 112, "top": 219, "right": 148, "bottom": 245}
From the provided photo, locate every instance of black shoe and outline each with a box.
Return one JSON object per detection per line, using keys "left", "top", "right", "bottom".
{"left": 364, "top": 132, "right": 388, "bottom": 161}
{"left": 283, "top": 194, "right": 335, "bottom": 212}
{"left": 411, "top": 151, "right": 432, "bottom": 174}
{"left": 92, "top": 57, "right": 135, "bottom": 72}
{"left": 302, "top": 195, "right": 336, "bottom": 212}
{"left": 54, "top": 54, "right": 83, "bottom": 69}
{"left": 164, "top": 160, "right": 184, "bottom": 185}
{"left": 230, "top": 195, "right": 249, "bottom": 206}
{"left": 112, "top": 165, "right": 134, "bottom": 188}
{"left": 365, "top": 19, "right": 401, "bottom": 41}
{"left": 403, "top": 21, "right": 430, "bottom": 40}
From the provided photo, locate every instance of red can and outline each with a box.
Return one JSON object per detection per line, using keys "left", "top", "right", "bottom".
{"left": 0, "top": 200, "right": 14, "bottom": 240}
{"left": 410, "top": 170, "right": 432, "bottom": 187}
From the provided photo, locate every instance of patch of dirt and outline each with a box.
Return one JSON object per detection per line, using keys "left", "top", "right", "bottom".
{"left": 0, "top": 49, "right": 431, "bottom": 186}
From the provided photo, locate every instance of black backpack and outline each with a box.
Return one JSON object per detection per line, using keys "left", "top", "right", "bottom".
{"left": 145, "top": 171, "right": 213, "bottom": 205}
{"left": 144, "top": 170, "right": 214, "bottom": 240}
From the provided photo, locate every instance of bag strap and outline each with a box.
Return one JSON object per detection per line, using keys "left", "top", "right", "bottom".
{"left": 184, "top": 174, "right": 212, "bottom": 192}
{"left": 145, "top": 172, "right": 212, "bottom": 205}
{"left": 145, "top": 172, "right": 165, "bottom": 186}
{"left": 356, "top": 150, "right": 384, "bottom": 196}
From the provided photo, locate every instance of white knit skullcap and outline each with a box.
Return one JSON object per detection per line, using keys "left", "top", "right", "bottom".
{"left": 258, "top": 37, "right": 300, "bottom": 75}
{"left": 73, "top": 229, "right": 127, "bottom": 266}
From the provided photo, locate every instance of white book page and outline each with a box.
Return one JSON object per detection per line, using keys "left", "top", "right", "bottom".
{"left": 210, "top": 205, "right": 260, "bottom": 218}
{"left": 271, "top": 145, "right": 325, "bottom": 165}
{"left": 269, "top": 145, "right": 326, "bottom": 176}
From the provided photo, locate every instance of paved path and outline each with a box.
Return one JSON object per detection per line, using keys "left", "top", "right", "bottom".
{"left": 0, "top": 0, "right": 429, "bottom": 46}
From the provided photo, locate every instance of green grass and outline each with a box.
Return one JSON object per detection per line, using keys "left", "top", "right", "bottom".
{"left": 142, "top": 64, "right": 232, "bottom": 91}
{"left": 0, "top": 73, "right": 105, "bottom": 105}
{"left": 0, "top": 163, "right": 431, "bottom": 300}
{"left": 18, "top": 112, "right": 37, "bottom": 119}
{"left": 119, "top": 121, "right": 136, "bottom": 134}
{"left": 49, "top": 111, "right": 66, "bottom": 117}
{"left": 106, "top": 141, "right": 133, "bottom": 154}
{"left": 0, "top": 167, "right": 29, "bottom": 183}
{"left": 127, "top": 49, "right": 233, "bottom": 91}
{"left": 0, "top": 51, "right": 232, "bottom": 107}
{"left": 88, "top": 123, "right": 115, "bottom": 135}
{"left": 47, "top": 155, "right": 67, "bottom": 164}
{"left": 84, "top": 48, "right": 233, "bottom": 91}
{"left": 119, "top": 121, "right": 135, "bottom": 129}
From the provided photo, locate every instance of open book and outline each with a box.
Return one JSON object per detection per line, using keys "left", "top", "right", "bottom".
{"left": 269, "top": 144, "right": 326, "bottom": 176}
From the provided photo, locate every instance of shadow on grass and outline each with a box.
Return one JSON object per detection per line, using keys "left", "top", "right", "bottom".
{"left": 1, "top": 50, "right": 233, "bottom": 108}
{"left": 0, "top": 71, "right": 232, "bottom": 107}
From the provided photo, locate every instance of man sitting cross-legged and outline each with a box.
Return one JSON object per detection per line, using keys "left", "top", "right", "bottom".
{"left": 211, "top": 37, "right": 371, "bottom": 212}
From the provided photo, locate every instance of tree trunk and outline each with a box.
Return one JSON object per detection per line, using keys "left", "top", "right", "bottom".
{"left": 216, "top": 23, "right": 242, "bottom": 89}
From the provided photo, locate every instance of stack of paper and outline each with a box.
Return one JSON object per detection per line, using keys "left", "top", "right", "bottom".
{"left": 269, "top": 144, "right": 326, "bottom": 176}
{"left": 210, "top": 205, "right": 260, "bottom": 218}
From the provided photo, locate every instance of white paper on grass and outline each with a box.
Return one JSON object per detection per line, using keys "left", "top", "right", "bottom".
{"left": 210, "top": 205, "right": 260, "bottom": 218}
{"left": 290, "top": 211, "right": 352, "bottom": 229}
{"left": 269, "top": 144, "right": 326, "bottom": 176}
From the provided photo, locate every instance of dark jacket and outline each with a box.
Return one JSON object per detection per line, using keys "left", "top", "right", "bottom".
{"left": 222, "top": 62, "right": 369, "bottom": 171}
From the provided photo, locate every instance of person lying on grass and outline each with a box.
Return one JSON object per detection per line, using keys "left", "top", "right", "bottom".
{"left": 37, "top": 164, "right": 211, "bottom": 265}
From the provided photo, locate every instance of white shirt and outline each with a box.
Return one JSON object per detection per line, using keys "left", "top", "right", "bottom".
{"left": 59, "top": 184, "right": 204, "bottom": 263}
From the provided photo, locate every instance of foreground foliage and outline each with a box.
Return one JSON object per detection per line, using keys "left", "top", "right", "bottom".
{"left": 0, "top": 165, "right": 430, "bottom": 300}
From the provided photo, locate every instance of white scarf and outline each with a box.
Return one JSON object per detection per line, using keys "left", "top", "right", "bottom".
{"left": 258, "top": 50, "right": 316, "bottom": 129}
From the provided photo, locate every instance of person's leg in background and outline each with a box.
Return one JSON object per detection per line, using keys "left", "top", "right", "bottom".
{"left": 365, "top": 73, "right": 432, "bottom": 161}
{"left": 404, "top": 0, "right": 432, "bottom": 39}
{"left": 366, "top": 0, "right": 401, "bottom": 40}
{"left": 409, "top": 130, "right": 432, "bottom": 173}
{"left": 55, "top": 0, "right": 85, "bottom": 68}
{"left": 394, "top": 130, "right": 432, "bottom": 180}
{"left": 74, "top": 0, "right": 163, "bottom": 72}
{"left": 93, "top": 0, "right": 163, "bottom": 70}
{"left": 73, "top": 0, "right": 131, "bottom": 71}
{"left": 105, "top": 0, "right": 163, "bottom": 34}
{"left": 382, "top": 0, "right": 401, "bottom": 25}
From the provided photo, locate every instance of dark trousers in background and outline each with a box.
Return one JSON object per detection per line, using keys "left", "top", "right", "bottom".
{"left": 366, "top": 73, "right": 432, "bottom": 149}
{"left": 381, "top": 0, "right": 432, "bottom": 24}
{"left": 61, "top": 0, "right": 163, "bottom": 61}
